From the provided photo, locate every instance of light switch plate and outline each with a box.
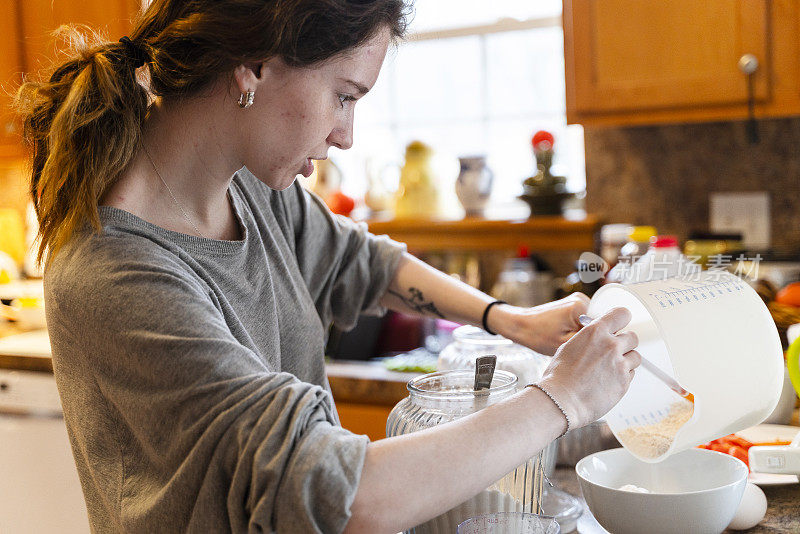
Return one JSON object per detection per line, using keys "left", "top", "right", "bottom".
{"left": 709, "top": 192, "right": 771, "bottom": 250}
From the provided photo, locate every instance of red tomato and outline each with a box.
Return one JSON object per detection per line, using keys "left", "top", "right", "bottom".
{"left": 726, "top": 436, "right": 753, "bottom": 450}
{"left": 326, "top": 191, "right": 356, "bottom": 216}
{"left": 709, "top": 443, "right": 728, "bottom": 453}
{"left": 776, "top": 282, "right": 800, "bottom": 307}
{"left": 726, "top": 445, "right": 750, "bottom": 468}
{"left": 698, "top": 435, "right": 753, "bottom": 471}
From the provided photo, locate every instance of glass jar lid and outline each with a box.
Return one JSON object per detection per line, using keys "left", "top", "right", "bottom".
{"left": 407, "top": 369, "right": 518, "bottom": 401}
{"left": 453, "top": 325, "right": 514, "bottom": 346}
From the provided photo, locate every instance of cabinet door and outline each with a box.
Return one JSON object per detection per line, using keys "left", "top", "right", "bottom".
{"left": 0, "top": 0, "right": 25, "bottom": 158}
{"left": 20, "top": 0, "right": 142, "bottom": 75}
{"left": 565, "top": 0, "right": 769, "bottom": 117}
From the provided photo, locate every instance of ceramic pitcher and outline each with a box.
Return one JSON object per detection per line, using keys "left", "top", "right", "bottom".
{"left": 456, "top": 156, "right": 493, "bottom": 217}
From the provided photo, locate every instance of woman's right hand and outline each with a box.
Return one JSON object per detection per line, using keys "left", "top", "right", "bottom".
{"left": 536, "top": 307, "right": 641, "bottom": 430}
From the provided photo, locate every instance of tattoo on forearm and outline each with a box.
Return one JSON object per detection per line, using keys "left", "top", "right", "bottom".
{"left": 388, "top": 287, "right": 445, "bottom": 318}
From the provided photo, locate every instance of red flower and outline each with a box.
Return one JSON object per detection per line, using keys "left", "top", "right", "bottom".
{"left": 531, "top": 130, "right": 555, "bottom": 150}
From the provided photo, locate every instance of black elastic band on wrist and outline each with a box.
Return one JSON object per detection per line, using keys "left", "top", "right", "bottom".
{"left": 481, "top": 300, "right": 506, "bottom": 335}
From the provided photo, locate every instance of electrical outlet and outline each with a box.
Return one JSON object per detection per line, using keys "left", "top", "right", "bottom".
{"left": 709, "top": 192, "right": 771, "bottom": 250}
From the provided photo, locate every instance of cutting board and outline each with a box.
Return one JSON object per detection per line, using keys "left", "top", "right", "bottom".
{"left": 0, "top": 329, "right": 51, "bottom": 358}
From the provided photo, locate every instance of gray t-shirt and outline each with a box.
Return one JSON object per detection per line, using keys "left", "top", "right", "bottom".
{"left": 44, "top": 168, "right": 405, "bottom": 533}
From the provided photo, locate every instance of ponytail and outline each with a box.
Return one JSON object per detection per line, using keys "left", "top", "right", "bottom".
{"left": 15, "top": 1, "right": 409, "bottom": 269}
{"left": 15, "top": 26, "right": 149, "bottom": 267}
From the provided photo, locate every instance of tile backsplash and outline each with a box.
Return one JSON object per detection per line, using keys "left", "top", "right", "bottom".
{"left": 584, "top": 118, "right": 800, "bottom": 254}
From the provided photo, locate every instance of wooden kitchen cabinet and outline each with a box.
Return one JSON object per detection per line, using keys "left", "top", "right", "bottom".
{"left": 564, "top": 0, "right": 800, "bottom": 126}
{"left": 0, "top": 0, "right": 141, "bottom": 160}
{"left": 0, "top": 0, "right": 25, "bottom": 159}
{"left": 19, "top": 0, "right": 141, "bottom": 75}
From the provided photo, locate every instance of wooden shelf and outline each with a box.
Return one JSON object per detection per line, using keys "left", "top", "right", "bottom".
{"left": 366, "top": 215, "right": 599, "bottom": 252}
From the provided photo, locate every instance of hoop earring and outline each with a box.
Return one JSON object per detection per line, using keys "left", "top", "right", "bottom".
{"left": 238, "top": 90, "right": 255, "bottom": 109}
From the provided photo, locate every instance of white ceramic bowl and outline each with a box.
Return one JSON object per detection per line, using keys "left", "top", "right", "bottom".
{"left": 576, "top": 448, "right": 748, "bottom": 534}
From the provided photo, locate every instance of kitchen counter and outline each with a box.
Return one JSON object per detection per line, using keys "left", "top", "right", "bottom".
{"left": 253, "top": 357, "right": 800, "bottom": 531}
{"left": 3, "top": 328, "right": 800, "bottom": 531}
{"left": 326, "top": 360, "right": 418, "bottom": 440}
{"left": 552, "top": 465, "right": 800, "bottom": 533}
{"left": 0, "top": 328, "right": 419, "bottom": 384}
{"left": 326, "top": 360, "right": 416, "bottom": 405}
{"left": 0, "top": 328, "right": 414, "bottom": 440}
{"left": 0, "top": 331, "right": 415, "bottom": 400}
{"left": 0, "top": 325, "right": 52, "bottom": 373}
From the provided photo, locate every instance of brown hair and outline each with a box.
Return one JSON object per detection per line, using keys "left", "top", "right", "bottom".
{"left": 16, "top": 0, "right": 410, "bottom": 266}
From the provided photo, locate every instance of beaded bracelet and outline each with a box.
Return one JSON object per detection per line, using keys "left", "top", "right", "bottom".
{"left": 526, "top": 382, "right": 571, "bottom": 438}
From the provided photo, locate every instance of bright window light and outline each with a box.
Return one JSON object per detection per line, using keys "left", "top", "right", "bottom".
{"left": 330, "top": 1, "right": 585, "bottom": 215}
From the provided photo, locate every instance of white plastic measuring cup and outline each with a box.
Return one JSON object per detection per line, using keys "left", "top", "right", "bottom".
{"left": 587, "top": 271, "right": 784, "bottom": 462}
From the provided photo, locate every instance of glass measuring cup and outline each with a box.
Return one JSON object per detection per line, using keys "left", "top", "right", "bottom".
{"left": 457, "top": 512, "right": 560, "bottom": 534}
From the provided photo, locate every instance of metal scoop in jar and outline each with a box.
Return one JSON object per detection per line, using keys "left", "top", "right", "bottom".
{"left": 474, "top": 355, "right": 497, "bottom": 391}
{"left": 473, "top": 355, "right": 497, "bottom": 411}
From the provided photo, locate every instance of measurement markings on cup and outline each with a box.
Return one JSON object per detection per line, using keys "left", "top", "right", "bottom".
{"left": 647, "top": 279, "right": 745, "bottom": 309}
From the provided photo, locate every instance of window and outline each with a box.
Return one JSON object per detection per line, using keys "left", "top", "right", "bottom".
{"left": 332, "top": 1, "right": 586, "bottom": 217}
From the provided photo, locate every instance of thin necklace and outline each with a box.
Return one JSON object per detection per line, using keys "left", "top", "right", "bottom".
{"left": 141, "top": 143, "right": 207, "bottom": 239}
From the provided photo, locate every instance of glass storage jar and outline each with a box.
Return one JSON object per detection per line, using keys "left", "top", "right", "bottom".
{"left": 437, "top": 326, "right": 557, "bottom": 476}
{"left": 386, "top": 369, "right": 547, "bottom": 534}
{"left": 438, "top": 326, "right": 549, "bottom": 386}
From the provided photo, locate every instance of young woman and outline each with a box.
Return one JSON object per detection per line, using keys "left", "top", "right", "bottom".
{"left": 17, "top": 1, "right": 640, "bottom": 532}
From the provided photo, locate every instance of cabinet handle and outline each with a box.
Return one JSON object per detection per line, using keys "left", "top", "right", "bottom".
{"left": 738, "top": 53, "right": 759, "bottom": 75}
{"left": 738, "top": 54, "right": 760, "bottom": 144}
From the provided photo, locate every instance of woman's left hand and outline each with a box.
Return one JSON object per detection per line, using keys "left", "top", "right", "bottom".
{"left": 490, "top": 293, "right": 590, "bottom": 355}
